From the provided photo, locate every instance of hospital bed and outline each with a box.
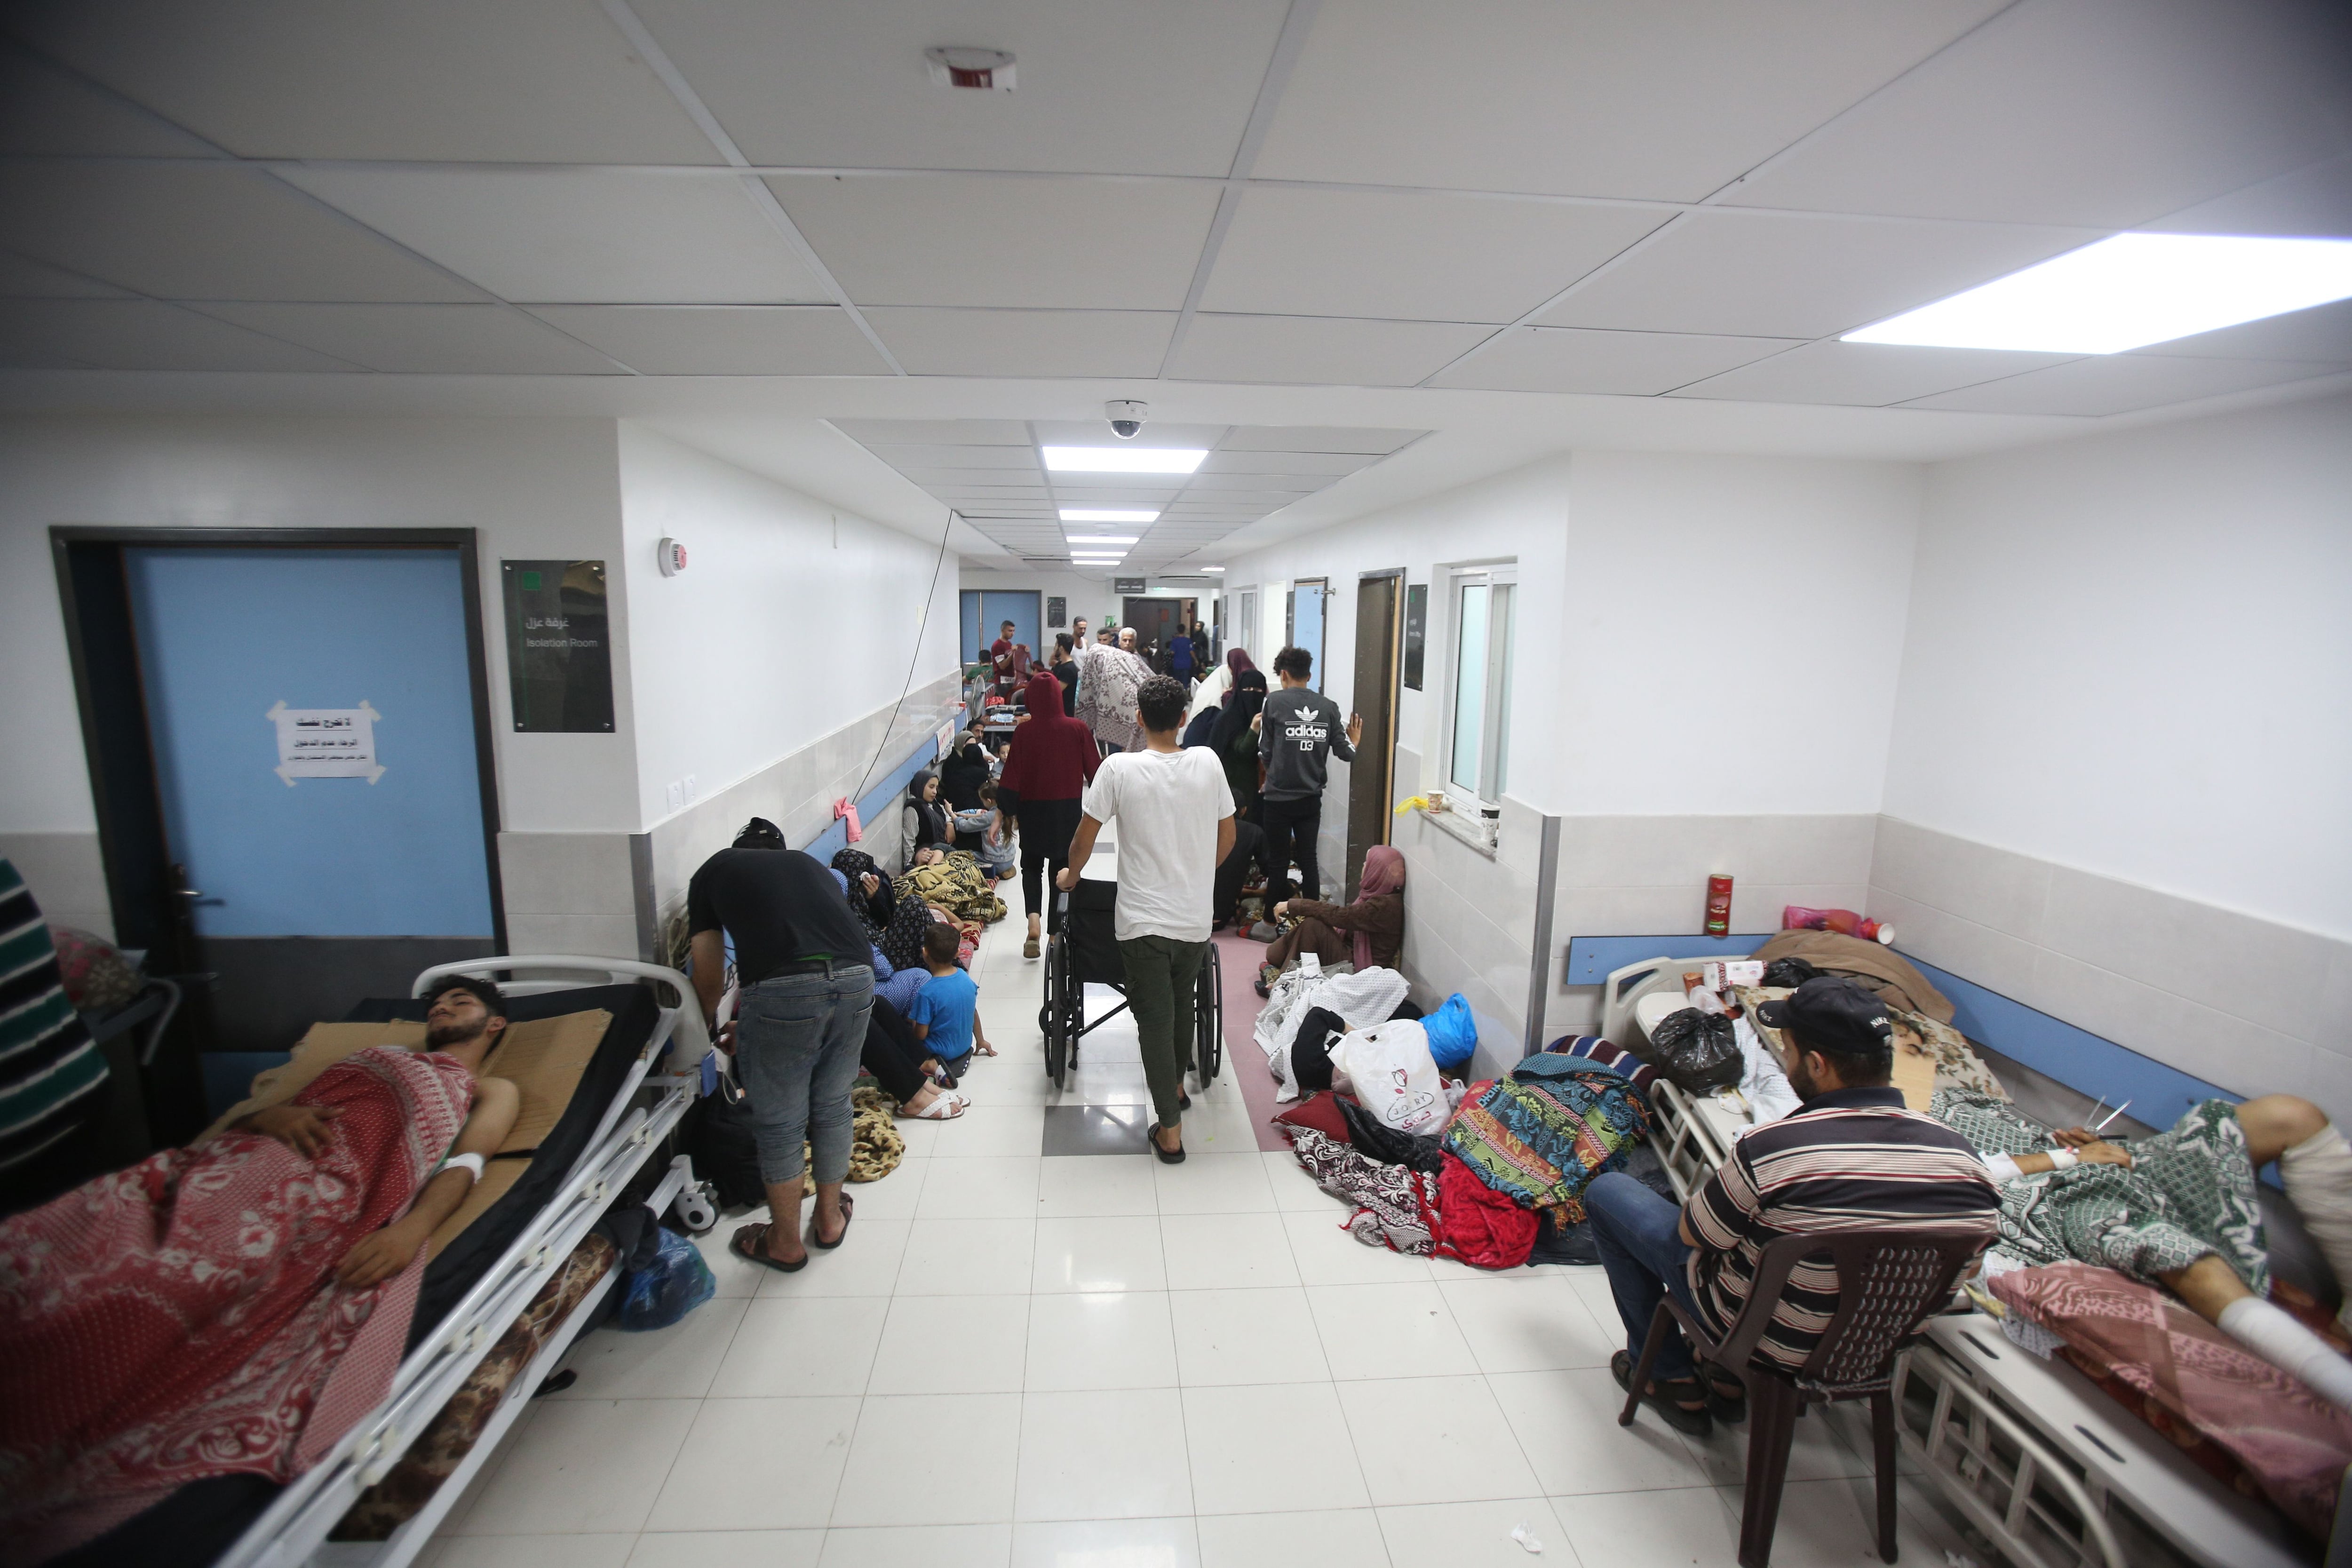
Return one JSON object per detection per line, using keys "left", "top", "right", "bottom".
{"left": 209, "top": 955, "right": 714, "bottom": 1568}
{"left": 1595, "top": 950, "right": 2330, "bottom": 1568}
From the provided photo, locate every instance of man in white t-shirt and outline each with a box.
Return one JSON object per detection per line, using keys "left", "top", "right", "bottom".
{"left": 1058, "top": 675, "right": 1237, "bottom": 1161}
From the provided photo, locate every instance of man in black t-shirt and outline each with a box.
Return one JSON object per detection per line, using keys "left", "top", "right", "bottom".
{"left": 1257, "top": 645, "right": 1360, "bottom": 907}
{"left": 687, "top": 818, "right": 875, "bottom": 1272}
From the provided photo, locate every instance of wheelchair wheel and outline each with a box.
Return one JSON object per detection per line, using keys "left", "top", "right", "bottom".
{"left": 1193, "top": 944, "right": 1223, "bottom": 1087}
{"left": 1042, "top": 932, "right": 1068, "bottom": 1088}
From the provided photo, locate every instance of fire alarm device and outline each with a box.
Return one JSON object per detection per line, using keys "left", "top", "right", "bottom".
{"left": 658, "top": 537, "right": 688, "bottom": 576}
{"left": 925, "top": 47, "right": 1016, "bottom": 90}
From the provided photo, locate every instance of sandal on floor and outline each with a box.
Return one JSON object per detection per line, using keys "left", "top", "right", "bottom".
{"left": 1148, "top": 1123, "right": 1186, "bottom": 1164}
{"left": 811, "top": 1193, "right": 854, "bottom": 1250}
{"left": 1704, "top": 1370, "right": 1748, "bottom": 1424}
{"left": 898, "top": 1093, "right": 965, "bottom": 1120}
{"left": 729, "top": 1220, "right": 808, "bottom": 1274}
{"left": 1611, "top": 1351, "right": 1713, "bottom": 1438}
{"left": 1024, "top": 936, "right": 1041, "bottom": 958}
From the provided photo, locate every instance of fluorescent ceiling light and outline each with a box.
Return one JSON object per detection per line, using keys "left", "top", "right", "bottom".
{"left": 1201, "top": 565, "right": 1225, "bottom": 573}
{"left": 1072, "top": 556, "right": 1125, "bottom": 563}
{"left": 1063, "top": 534, "right": 1138, "bottom": 545}
{"left": 1843, "top": 232, "right": 2352, "bottom": 354}
{"left": 1042, "top": 446, "right": 1207, "bottom": 474}
{"left": 1060, "top": 508, "right": 1159, "bottom": 523}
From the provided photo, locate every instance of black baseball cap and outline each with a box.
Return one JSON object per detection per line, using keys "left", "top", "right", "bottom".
{"left": 1755, "top": 976, "right": 1894, "bottom": 1064}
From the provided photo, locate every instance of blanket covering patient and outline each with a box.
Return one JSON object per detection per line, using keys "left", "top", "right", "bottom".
{"left": 0, "top": 981, "right": 519, "bottom": 1564}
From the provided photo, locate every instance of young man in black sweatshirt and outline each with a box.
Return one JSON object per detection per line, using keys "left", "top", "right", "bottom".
{"left": 1256, "top": 645, "right": 1361, "bottom": 909}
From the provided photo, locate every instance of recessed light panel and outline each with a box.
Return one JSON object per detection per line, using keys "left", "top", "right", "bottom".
{"left": 1843, "top": 233, "right": 2352, "bottom": 355}
{"left": 1060, "top": 508, "right": 1160, "bottom": 522}
{"left": 1064, "top": 534, "right": 1139, "bottom": 545}
{"left": 1043, "top": 446, "right": 1208, "bottom": 474}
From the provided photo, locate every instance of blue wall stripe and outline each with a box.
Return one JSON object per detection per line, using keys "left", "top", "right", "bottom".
{"left": 797, "top": 732, "right": 946, "bottom": 865}
{"left": 1562, "top": 934, "right": 2233, "bottom": 1126}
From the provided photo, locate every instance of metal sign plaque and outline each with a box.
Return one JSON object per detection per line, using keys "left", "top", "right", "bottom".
{"left": 501, "top": 559, "right": 614, "bottom": 732}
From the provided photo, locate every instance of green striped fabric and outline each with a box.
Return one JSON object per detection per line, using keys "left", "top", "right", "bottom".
{"left": 0, "top": 858, "right": 109, "bottom": 1171}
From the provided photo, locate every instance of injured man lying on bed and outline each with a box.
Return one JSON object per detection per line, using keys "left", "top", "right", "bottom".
{"left": 1938, "top": 1083, "right": 2352, "bottom": 1411}
{"left": 0, "top": 978, "right": 522, "bottom": 1565}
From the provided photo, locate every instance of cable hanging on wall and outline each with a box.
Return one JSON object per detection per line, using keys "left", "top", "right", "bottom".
{"left": 845, "top": 507, "right": 958, "bottom": 814}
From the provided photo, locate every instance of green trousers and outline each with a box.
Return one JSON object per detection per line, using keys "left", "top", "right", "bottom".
{"left": 1117, "top": 934, "right": 1208, "bottom": 1130}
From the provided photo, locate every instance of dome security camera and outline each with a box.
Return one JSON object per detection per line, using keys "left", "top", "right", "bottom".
{"left": 1104, "top": 400, "right": 1148, "bottom": 439}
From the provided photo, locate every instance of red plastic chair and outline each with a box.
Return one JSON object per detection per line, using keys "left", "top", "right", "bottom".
{"left": 1616, "top": 1227, "right": 1987, "bottom": 1567}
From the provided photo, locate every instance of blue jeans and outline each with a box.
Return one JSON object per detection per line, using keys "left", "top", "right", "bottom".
{"left": 734, "top": 965, "right": 873, "bottom": 1185}
{"left": 1586, "top": 1170, "right": 1705, "bottom": 1382}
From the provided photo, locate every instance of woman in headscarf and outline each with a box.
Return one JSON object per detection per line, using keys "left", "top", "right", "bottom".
{"left": 1190, "top": 646, "right": 1255, "bottom": 719}
{"left": 1075, "top": 633, "right": 1145, "bottom": 756}
{"left": 1259, "top": 844, "right": 1406, "bottom": 995}
{"left": 834, "top": 847, "right": 930, "bottom": 974}
{"left": 1210, "top": 668, "right": 1268, "bottom": 822}
{"left": 903, "top": 770, "right": 952, "bottom": 863}
{"left": 998, "top": 668, "right": 1102, "bottom": 957}
{"left": 823, "top": 869, "right": 966, "bottom": 1118}
{"left": 937, "top": 729, "right": 993, "bottom": 814}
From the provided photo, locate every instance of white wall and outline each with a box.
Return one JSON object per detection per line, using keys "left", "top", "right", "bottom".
{"left": 1886, "top": 395, "right": 2352, "bottom": 941}
{"left": 618, "top": 422, "right": 961, "bottom": 831}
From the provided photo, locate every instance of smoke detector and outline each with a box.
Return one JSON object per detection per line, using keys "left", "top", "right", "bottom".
{"left": 925, "top": 47, "right": 1016, "bottom": 91}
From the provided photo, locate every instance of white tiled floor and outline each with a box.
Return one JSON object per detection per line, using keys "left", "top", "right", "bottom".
{"left": 425, "top": 909, "right": 1986, "bottom": 1568}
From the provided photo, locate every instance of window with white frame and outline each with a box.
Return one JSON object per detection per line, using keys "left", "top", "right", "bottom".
{"left": 1447, "top": 566, "right": 1515, "bottom": 804}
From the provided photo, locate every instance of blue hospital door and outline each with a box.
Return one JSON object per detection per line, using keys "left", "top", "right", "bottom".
{"left": 1290, "top": 580, "right": 1327, "bottom": 691}
{"left": 125, "top": 547, "right": 498, "bottom": 1064}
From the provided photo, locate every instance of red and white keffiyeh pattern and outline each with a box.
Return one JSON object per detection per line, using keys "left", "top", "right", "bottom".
{"left": 0, "top": 1045, "right": 473, "bottom": 1561}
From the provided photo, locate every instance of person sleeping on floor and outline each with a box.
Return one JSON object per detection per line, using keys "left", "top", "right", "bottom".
{"left": 1936, "top": 1082, "right": 2352, "bottom": 1410}
{"left": 0, "top": 979, "right": 523, "bottom": 1565}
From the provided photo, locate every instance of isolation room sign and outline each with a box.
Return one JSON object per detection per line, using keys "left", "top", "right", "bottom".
{"left": 267, "top": 700, "right": 384, "bottom": 785}
{"left": 502, "top": 559, "right": 615, "bottom": 733}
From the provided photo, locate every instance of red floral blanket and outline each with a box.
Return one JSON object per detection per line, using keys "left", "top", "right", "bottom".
{"left": 1991, "top": 1262, "right": 2352, "bottom": 1542}
{"left": 0, "top": 1045, "right": 473, "bottom": 1562}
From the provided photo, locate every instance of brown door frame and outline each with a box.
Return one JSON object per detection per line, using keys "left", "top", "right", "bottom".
{"left": 1344, "top": 569, "right": 1406, "bottom": 899}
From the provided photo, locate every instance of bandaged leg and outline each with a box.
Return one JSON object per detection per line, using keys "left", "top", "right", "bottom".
{"left": 2276, "top": 1122, "right": 2352, "bottom": 1330}
{"left": 2219, "top": 1296, "right": 2352, "bottom": 1412}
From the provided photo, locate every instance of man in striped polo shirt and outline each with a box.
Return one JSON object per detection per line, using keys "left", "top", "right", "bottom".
{"left": 1588, "top": 976, "right": 1998, "bottom": 1437}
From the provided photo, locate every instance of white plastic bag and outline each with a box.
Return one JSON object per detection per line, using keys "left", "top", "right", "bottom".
{"left": 1330, "top": 1019, "right": 1447, "bottom": 1135}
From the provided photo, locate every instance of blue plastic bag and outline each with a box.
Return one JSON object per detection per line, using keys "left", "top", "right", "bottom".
{"left": 616, "top": 1225, "right": 716, "bottom": 1331}
{"left": 1423, "top": 992, "right": 1478, "bottom": 1070}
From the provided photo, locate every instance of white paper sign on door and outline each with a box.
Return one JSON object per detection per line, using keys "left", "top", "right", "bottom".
{"left": 266, "top": 700, "right": 384, "bottom": 786}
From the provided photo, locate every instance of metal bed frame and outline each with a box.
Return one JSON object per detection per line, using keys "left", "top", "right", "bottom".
{"left": 1597, "top": 952, "right": 2328, "bottom": 1568}
{"left": 218, "top": 955, "right": 713, "bottom": 1568}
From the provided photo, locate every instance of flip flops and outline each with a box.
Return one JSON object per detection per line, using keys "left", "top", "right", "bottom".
{"left": 812, "top": 1193, "right": 854, "bottom": 1250}
{"left": 1611, "top": 1350, "right": 1713, "bottom": 1438}
{"left": 730, "top": 1220, "right": 808, "bottom": 1274}
{"left": 1148, "top": 1123, "right": 1186, "bottom": 1163}
{"left": 898, "top": 1092, "right": 967, "bottom": 1120}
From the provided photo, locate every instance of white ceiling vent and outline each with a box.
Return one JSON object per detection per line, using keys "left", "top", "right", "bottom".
{"left": 925, "top": 48, "right": 1016, "bottom": 92}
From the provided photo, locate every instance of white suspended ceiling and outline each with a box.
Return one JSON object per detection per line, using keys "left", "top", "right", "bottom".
{"left": 0, "top": 0, "right": 2345, "bottom": 557}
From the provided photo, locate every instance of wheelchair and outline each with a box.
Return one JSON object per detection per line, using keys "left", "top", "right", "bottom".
{"left": 1040, "top": 875, "right": 1223, "bottom": 1091}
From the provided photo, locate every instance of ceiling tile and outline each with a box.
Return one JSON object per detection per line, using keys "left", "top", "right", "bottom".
{"left": 868, "top": 444, "right": 1038, "bottom": 469}
{"left": 0, "top": 251, "right": 131, "bottom": 298}
{"left": 190, "top": 302, "right": 624, "bottom": 373}
{"left": 525, "top": 305, "right": 889, "bottom": 374}
{"left": 2147, "top": 153, "right": 2352, "bottom": 239}
{"left": 900, "top": 468, "right": 1052, "bottom": 487}
{"left": 0, "top": 44, "right": 215, "bottom": 156}
{"left": 0, "top": 298, "right": 358, "bottom": 370}
{"left": 1725, "top": 0, "right": 2352, "bottom": 227}
{"left": 1428, "top": 325, "right": 1796, "bottom": 393}
{"left": 1032, "top": 418, "right": 1229, "bottom": 446}
{"left": 1535, "top": 210, "right": 2090, "bottom": 338}
{"left": 1180, "top": 471, "right": 1321, "bottom": 492}
{"left": 629, "top": 0, "right": 1285, "bottom": 176}
{"left": 767, "top": 174, "right": 1220, "bottom": 310}
{"left": 1217, "top": 426, "right": 1423, "bottom": 453}
{"left": 279, "top": 167, "right": 831, "bottom": 304}
{"left": 833, "top": 419, "right": 1034, "bottom": 445}
{"left": 1170, "top": 313, "right": 1489, "bottom": 386}
{"left": 1255, "top": 0, "right": 2005, "bottom": 199}
{"left": 0, "top": 162, "right": 481, "bottom": 302}
{"left": 1668, "top": 340, "right": 2078, "bottom": 405}
{"left": 1199, "top": 451, "right": 1376, "bottom": 476}
{"left": 1903, "top": 354, "right": 2346, "bottom": 416}
{"left": 865, "top": 307, "right": 1175, "bottom": 376}
{"left": 12, "top": 0, "right": 722, "bottom": 163}
{"left": 2123, "top": 298, "right": 2352, "bottom": 362}
{"left": 1199, "top": 186, "right": 1664, "bottom": 323}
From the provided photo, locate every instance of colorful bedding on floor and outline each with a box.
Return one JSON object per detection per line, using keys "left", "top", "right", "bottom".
{"left": 893, "top": 852, "right": 1007, "bottom": 925}
{"left": 1439, "top": 1059, "right": 1649, "bottom": 1226}
{"left": 0, "top": 1044, "right": 473, "bottom": 1563}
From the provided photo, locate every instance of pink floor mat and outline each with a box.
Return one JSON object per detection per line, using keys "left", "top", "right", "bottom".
{"left": 1212, "top": 930, "right": 1291, "bottom": 1152}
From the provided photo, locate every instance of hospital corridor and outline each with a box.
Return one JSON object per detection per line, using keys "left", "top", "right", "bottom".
{"left": 0, "top": 4, "right": 2349, "bottom": 1568}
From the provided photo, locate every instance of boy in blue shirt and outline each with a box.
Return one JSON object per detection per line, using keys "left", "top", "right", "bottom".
{"left": 906, "top": 923, "right": 993, "bottom": 1077}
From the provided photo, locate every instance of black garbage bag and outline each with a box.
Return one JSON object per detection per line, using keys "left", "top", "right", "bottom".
{"left": 678, "top": 1073, "right": 764, "bottom": 1210}
{"left": 1760, "top": 956, "right": 1822, "bottom": 989}
{"left": 1643, "top": 1007, "right": 1742, "bottom": 1094}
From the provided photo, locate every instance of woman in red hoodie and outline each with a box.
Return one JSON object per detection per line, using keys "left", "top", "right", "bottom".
{"left": 1000, "top": 669, "right": 1102, "bottom": 957}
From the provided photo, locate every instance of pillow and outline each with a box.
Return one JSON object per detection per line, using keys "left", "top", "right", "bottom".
{"left": 1273, "top": 1090, "right": 1352, "bottom": 1143}
{"left": 49, "top": 925, "right": 142, "bottom": 1014}
{"left": 1548, "top": 1035, "right": 1659, "bottom": 1100}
